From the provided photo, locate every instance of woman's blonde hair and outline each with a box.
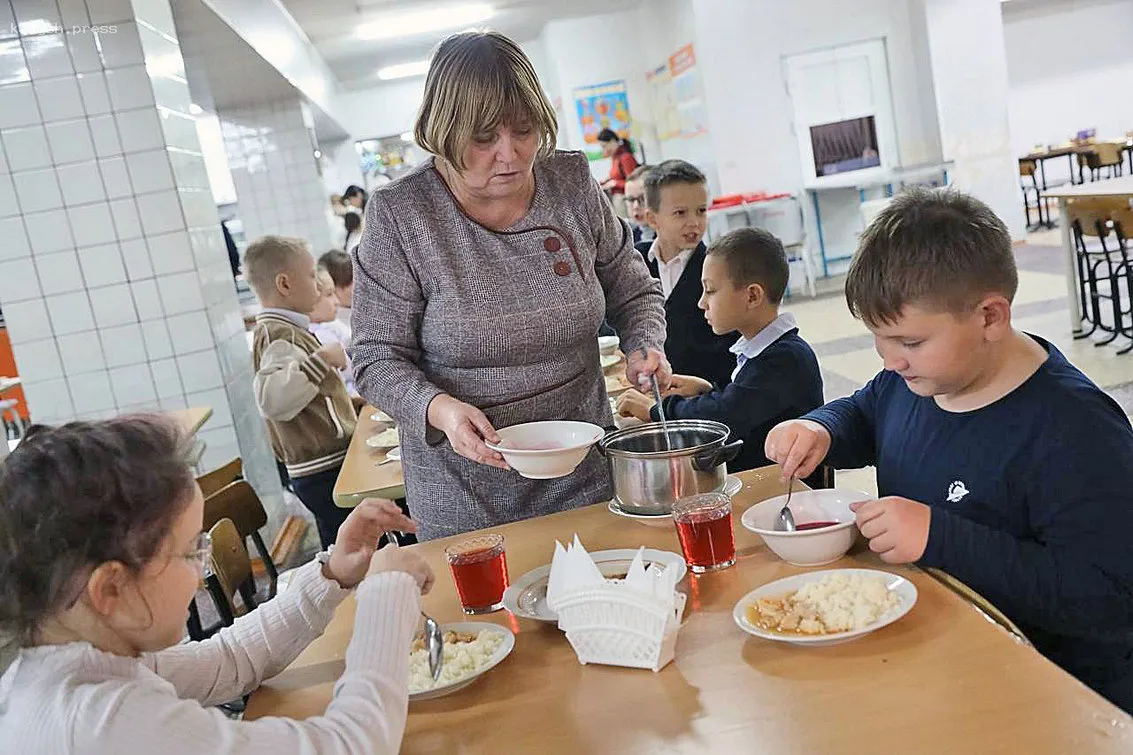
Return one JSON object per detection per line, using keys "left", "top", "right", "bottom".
{"left": 414, "top": 31, "right": 557, "bottom": 170}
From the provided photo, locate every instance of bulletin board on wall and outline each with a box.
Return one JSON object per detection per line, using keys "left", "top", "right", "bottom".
{"left": 573, "top": 80, "right": 632, "bottom": 161}
{"left": 647, "top": 43, "right": 709, "bottom": 144}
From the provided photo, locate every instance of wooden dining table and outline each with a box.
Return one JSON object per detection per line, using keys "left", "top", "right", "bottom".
{"left": 246, "top": 465, "right": 1132, "bottom": 753}
{"left": 333, "top": 405, "right": 405, "bottom": 506}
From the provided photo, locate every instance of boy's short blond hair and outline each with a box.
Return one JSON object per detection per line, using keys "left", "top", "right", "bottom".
{"left": 244, "top": 235, "right": 311, "bottom": 299}
{"left": 315, "top": 266, "right": 334, "bottom": 294}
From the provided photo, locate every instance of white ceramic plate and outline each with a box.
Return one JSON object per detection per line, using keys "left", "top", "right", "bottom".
{"left": 386, "top": 446, "right": 401, "bottom": 462}
{"left": 365, "top": 428, "right": 399, "bottom": 448}
{"left": 408, "top": 622, "right": 515, "bottom": 702}
{"left": 607, "top": 499, "right": 672, "bottom": 528}
{"left": 370, "top": 410, "right": 394, "bottom": 423}
{"left": 502, "top": 548, "right": 687, "bottom": 622}
{"left": 600, "top": 354, "right": 622, "bottom": 369}
{"left": 732, "top": 568, "right": 918, "bottom": 647}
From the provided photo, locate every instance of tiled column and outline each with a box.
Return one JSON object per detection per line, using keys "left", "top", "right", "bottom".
{"left": 220, "top": 99, "right": 334, "bottom": 251}
{"left": 0, "top": 0, "right": 284, "bottom": 523}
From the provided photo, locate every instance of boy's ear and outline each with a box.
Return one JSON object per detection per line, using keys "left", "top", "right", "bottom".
{"left": 644, "top": 208, "right": 657, "bottom": 227}
{"left": 274, "top": 270, "right": 290, "bottom": 297}
{"left": 746, "top": 282, "right": 766, "bottom": 307}
{"left": 979, "top": 294, "right": 1012, "bottom": 339}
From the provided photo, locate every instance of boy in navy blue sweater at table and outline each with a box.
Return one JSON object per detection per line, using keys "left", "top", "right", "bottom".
{"left": 617, "top": 227, "right": 823, "bottom": 473}
{"left": 765, "top": 188, "right": 1133, "bottom": 713}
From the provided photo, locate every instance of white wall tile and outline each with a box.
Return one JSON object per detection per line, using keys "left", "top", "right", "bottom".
{"left": 158, "top": 394, "right": 187, "bottom": 411}
{"left": 89, "top": 0, "right": 134, "bottom": 25}
{"left": 22, "top": 33, "right": 71, "bottom": 79}
{"left": 11, "top": 166, "right": 61, "bottom": 212}
{"left": 21, "top": 377, "right": 74, "bottom": 421}
{"left": 140, "top": 318, "right": 172, "bottom": 359}
{"left": 45, "top": 290, "right": 94, "bottom": 334}
{"left": 101, "top": 322, "right": 147, "bottom": 367}
{"left": 77, "top": 242, "right": 126, "bottom": 287}
{"left": 0, "top": 3, "right": 13, "bottom": 40}
{"left": 56, "top": 330, "right": 105, "bottom": 373}
{"left": 11, "top": 338, "right": 62, "bottom": 381}
{"left": 44, "top": 118, "right": 94, "bottom": 164}
{"left": 176, "top": 349, "right": 223, "bottom": 392}
{"left": 64, "top": 27, "right": 99, "bottom": 73}
{"left": 88, "top": 114, "right": 122, "bottom": 157}
{"left": 156, "top": 271, "right": 203, "bottom": 315}
{"left": 159, "top": 109, "right": 197, "bottom": 151}
{"left": 132, "top": 0, "right": 176, "bottom": 37}
{"left": 68, "top": 369, "right": 115, "bottom": 413}
{"left": 75, "top": 70, "right": 111, "bottom": 116}
{"left": 0, "top": 82, "right": 40, "bottom": 128}
{"left": 116, "top": 107, "right": 163, "bottom": 152}
{"left": 0, "top": 173, "right": 16, "bottom": 217}
{"left": 97, "top": 155, "right": 131, "bottom": 198}
{"left": 125, "top": 148, "right": 172, "bottom": 194}
{"left": 135, "top": 189, "right": 182, "bottom": 235}
{"left": 109, "top": 363, "right": 156, "bottom": 406}
{"left": 166, "top": 310, "right": 212, "bottom": 353}
{"left": 129, "top": 278, "right": 162, "bottom": 318}
{"left": 88, "top": 282, "right": 136, "bottom": 327}
{"left": 34, "top": 249, "right": 84, "bottom": 294}
{"left": 0, "top": 216, "right": 30, "bottom": 260}
{"left": 148, "top": 230, "right": 193, "bottom": 275}
{"left": 2, "top": 297, "right": 52, "bottom": 342}
{"left": 149, "top": 356, "right": 183, "bottom": 398}
{"left": 57, "top": 0, "right": 90, "bottom": 30}
{"left": 34, "top": 75, "right": 84, "bottom": 122}
{"left": 1, "top": 125, "right": 51, "bottom": 171}
{"left": 102, "top": 21, "right": 145, "bottom": 66}
{"left": 119, "top": 237, "right": 152, "bottom": 280}
{"left": 0, "top": 256, "right": 40, "bottom": 302}
{"left": 109, "top": 196, "right": 141, "bottom": 240}
{"left": 0, "top": 39, "right": 26, "bottom": 87}
{"left": 149, "top": 73, "right": 190, "bottom": 115}
{"left": 27, "top": 209, "right": 74, "bottom": 255}
{"left": 105, "top": 67, "right": 153, "bottom": 111}
{"left": 67, "top": 201, "right": 116, "bottom": 246}
{"left": 13, "top": 0, "right": 61, "bottom": 33}
{"left": 57, "top": 160, "right": 107, "bottom": 206}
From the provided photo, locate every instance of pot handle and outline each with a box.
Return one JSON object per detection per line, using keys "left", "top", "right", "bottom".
{"left": 693, "top": 439, "right": 743, "bottom": 472}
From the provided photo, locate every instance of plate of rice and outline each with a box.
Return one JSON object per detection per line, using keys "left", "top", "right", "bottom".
{"left": 408, "top": 622, "right": 515, "bottom": 701}
{"left": 733, "top": 569, "right": 917, "bottom": 646}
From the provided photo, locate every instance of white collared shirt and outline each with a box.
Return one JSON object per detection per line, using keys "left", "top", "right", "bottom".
{"left": 729, "top": 312, "right": 799, "bottom": 381}
{"left": 647, "top": 240, "right": 695, "bottom": 301}
{"left": 260, "top": 307, "right": 311, "bottom": 329}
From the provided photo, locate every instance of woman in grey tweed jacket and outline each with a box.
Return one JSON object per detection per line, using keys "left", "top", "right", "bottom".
{"left": 350, "top": 31, "right": 669, "bottom": 540}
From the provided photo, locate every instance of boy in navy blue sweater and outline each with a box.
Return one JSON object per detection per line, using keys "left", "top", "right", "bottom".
{"left": 766, "top": 188, "right": 1133, "bottom": 713}
{"left": 617, "top": 228, "right": 823, "bottom": 473}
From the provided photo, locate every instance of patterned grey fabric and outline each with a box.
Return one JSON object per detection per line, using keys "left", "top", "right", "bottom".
{"left": 351, "top": 151, "right": 666, "bottom": 540}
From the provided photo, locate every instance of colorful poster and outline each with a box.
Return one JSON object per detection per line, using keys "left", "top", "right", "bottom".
{"left": 646, "top": 63, "right": 681, "bottom": 141}
{"left": 573, "top": 80, "right": 632, "bottom": 160}
{"left": 668, "top": 44, "right": 708, "bottom": 138}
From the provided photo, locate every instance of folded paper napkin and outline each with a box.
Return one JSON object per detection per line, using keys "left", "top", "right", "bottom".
{"left": 545, "top": 535, "right": 680, "bottom": 613}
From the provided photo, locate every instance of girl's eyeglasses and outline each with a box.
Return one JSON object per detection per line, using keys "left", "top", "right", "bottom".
{"left": 186, "top": 531, "right": 213, "bottom": 575}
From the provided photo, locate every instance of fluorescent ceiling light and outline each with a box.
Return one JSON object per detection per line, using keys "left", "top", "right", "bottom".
{"left": 357, "top": 3, "right": 494, "bottom": 41}
{"left": 378, "top": 60, "right": 430, "bottom": 81}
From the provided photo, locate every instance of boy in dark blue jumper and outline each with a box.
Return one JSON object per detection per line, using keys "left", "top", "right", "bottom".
{"left": 766, "top": 188, "right": 1133, "bottom": 713}
{"left": 617, "top": 228, "right": 823, "bottom": 473}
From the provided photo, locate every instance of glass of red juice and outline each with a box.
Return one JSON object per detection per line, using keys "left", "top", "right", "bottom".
{"left": 445, "top": 533, "right": 509, "bottom": 614}
{"left": 672, "top": 492, "right": 736, "bottom": 573}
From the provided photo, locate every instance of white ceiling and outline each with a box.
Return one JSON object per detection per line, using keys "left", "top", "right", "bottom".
{"left": 276, "top": 0, "right": 644, "bottom": 90}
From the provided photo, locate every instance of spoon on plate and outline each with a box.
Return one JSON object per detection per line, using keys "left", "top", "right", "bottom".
{"left": 386, "top": 530, "right": 444, "bottom": 682}
{"left": 775, "top": 477, "right": 797, "bottom": 532}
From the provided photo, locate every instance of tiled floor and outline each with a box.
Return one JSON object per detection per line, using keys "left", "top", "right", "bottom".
{"left": 782, "top": 237, "right": 1133, "bottom": 496}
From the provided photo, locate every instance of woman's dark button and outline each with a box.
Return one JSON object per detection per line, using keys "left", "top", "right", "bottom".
{"left": 544, "top": 237, "right": 562, "bottom": 252}
{"left": 553, "top": 261, "right": 571, "bottom": 276}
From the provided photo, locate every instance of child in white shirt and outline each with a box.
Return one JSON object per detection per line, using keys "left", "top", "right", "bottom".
{"left": 310, "top": 267, "right": 358, "bottom": 398}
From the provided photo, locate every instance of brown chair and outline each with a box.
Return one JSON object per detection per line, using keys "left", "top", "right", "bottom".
{"left": 203, "top": 480, "right": 279, "bottom": 598}
{"left": 206, "top": 517, "right": 258, "bottom": 626}
{"left": 196, "top": 457, "right": 243, "bottom": 498}
{"left": 1107, "top": 205, "right": 1133, "bottom": 354}
{"left": 1081, "top": 142, "right": 1124, "bottom": 181}
{"left": 1018, "top": 159, "right": 1049, "bottom": 229}
{"left": 1068, "top": 199, "right": 1125, "bottom": 345}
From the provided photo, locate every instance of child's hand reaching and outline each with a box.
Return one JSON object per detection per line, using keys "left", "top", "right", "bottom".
{"left": 324, "top": 498, "right": 417, "bottom": 589}
{"left": 666, "top": 374, "right": 712, "bottom": 398}
{"left": 616, "top": 389, "right": 655, "bottom": 422}
{"left": 315, "top": 342, "right": 347, "bottom": 370}
{"left": 850, "top": 497, "right": 931, "bottom": 564}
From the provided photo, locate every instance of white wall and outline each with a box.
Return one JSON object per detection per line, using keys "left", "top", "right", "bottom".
{"left": 1004, "top": 0, "right": 1133, "bottom": 159}
{"left": 692, "top": 0, "right": 942, "bottom": 195}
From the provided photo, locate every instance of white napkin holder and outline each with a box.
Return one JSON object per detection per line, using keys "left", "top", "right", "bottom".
{"left": 546, "top": 536, "right": 685, "bottom": 672}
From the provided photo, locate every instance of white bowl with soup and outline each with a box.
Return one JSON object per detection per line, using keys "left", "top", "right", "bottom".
{"left": 740, "top": 489, "right": 868, "bottom": 566}
{"left": 486, "top": 421, "right": 605, "bottom": 479}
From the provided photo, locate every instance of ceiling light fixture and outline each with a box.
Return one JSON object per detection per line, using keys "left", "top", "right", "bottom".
{"left": 378, "top": 60, "right": 430, "bottom": 81}
{"left": 357, "top": 3, "right": 494, "bottom": 41}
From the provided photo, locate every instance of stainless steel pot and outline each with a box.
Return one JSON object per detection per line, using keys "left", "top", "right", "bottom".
{"left": 597, "top": 420, "right": 743, "bottom": 515}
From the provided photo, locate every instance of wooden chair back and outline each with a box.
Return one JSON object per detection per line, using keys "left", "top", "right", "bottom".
{"left": 203, "top": 480, "right": 278, "bottom": 598}
{"left": 1018, "top": 159, "right": 1036, "bottom": 178}
{"left": 206, "top": 518, "right": 257, "bottom": 624}
{"left": 196, "top": 457, "right": 243, "bottom": 498}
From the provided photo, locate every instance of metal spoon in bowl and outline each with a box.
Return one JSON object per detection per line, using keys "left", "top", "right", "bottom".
{"left": 775, "top": 477, "right": 797, "bottom": 532}
{"left": 386, "top": 530, "right": 444, "bottom": 682}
